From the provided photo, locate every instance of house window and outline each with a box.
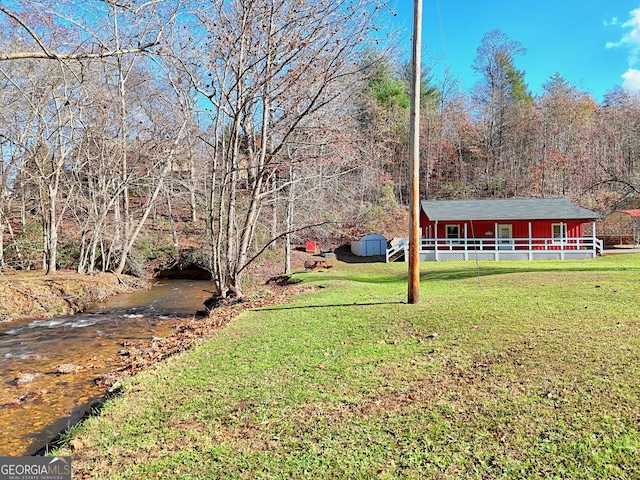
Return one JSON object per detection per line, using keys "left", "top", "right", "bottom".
{"left": 552, "top": 223, "right": 566, "bottom": 242}
{"left": 446, "top": 224, "right": 460, "bottom": 244}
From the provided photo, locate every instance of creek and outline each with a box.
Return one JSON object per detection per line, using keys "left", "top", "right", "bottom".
{"left": 0, "top": 279, "right": 212, "bottom": 456}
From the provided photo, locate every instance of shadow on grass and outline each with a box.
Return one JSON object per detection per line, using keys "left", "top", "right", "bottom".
{"left": 317, "top": 260, "right": 640, "bottom": 286}
{"left": 417, "top": 262, "right": 639, "bottom": 282}
{"left": 333, "top": 245, "right": 386, "bottom": 264}
{"left": 257, "top": 300, "right": 407, "bottom": 311}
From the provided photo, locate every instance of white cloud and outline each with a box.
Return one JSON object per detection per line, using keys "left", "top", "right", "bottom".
{"left": 620, "top": 8, "right": 640, "bottom": 53}
{"left": 622, "top": 68, "right": 640, "bottom": 91}
{"left": 608, "top": 8, "right": 640, "bottom": 56}
{"left": 609, "top": 7, "right": 640, "bottom": 87}
{"left": 603, "top": 16, "right": 618, "bottom": 27}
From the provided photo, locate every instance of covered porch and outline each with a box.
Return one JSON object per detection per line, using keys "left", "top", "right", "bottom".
{"left": 386, "top": 231, "right": 603, "bottom": 263}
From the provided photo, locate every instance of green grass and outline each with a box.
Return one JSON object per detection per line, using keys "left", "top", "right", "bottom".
{"left": 53, "top": 256, "right": 640, "bottom": 478}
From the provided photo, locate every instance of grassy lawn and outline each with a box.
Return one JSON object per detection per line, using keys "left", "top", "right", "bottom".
{"left": 54, "top": 256, "right": 640, "bottom": 479}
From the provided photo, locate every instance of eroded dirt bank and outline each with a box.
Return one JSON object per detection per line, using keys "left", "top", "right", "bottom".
{"left": 0, "top": 271, "right": 149, "bottom": 321}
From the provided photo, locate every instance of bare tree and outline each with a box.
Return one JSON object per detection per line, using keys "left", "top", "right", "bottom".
{"left": 0, "top": 0, "right": 186, "bottom": 274}
{"left": 175, "top": 0, "right": 385, "bottom": 298}
{"left": 472, "top": 29, "right": 531, "bottom": 195}
{"left": 590, "top": 87, "right": 640, "bottom": 206}
{"left": 0, "top": 55, "right": 89, "bottom": 273}
{"left": 0, "top": 0, "right": 177, "bottom": 62}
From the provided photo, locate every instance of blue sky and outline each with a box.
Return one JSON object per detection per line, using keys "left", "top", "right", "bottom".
{"left": 388, "top": 0, "right": 640, "bottom": 102}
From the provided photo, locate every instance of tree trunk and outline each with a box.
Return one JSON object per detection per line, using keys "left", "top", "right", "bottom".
{"left": 166, "top": 188, "right": 179, "bottom": 248}
{"left": 284, "top": 164, "right": 295, "bottom": 275}
{"left": 45, "top": 188, "right": 58, "bottom": 274}
{"left": 113, "top": 121, "right": 187, "bottom": 275}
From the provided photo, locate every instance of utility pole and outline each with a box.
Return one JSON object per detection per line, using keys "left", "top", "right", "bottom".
{"left": 408, "top": 0, "right": 422, "bottom": 304}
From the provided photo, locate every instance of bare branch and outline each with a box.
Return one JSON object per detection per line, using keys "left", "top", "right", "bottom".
{"left": 99, "top": 0, "right": 166, "bottom": 15}
{"left": 0, "top": 6, "right": 53, "bottom": 58}
{"left": 0, "top": 3, "right": 163, "bottom": 62}
{"left": 0, "top": 43, "right": 159, "bottom": 62}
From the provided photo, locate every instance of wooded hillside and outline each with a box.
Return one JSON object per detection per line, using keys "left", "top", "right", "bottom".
{"left": 1, "top": 1, "right": 639, "bottom": 297}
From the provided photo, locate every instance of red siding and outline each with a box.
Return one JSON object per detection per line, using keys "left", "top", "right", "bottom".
{"left": 420, "top": 217, "right": 587, "bottom": 250}
{"left": 422, "top": 219, "right": 583, "bottom": 237}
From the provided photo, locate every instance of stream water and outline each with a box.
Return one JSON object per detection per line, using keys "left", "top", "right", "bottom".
{"left": 0, "top": 279, "right": 213, "bottom": 456}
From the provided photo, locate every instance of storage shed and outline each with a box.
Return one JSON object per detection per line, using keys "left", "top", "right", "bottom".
{"left": 604, "top": 209, "right": 640, "bottom": 246}
{"left": 351, "top": 234, "right": 388, "bottom": 256}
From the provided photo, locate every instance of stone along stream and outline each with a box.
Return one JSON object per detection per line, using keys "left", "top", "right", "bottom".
{"left": 0, "top": 279, "right": 212, "bottom": 456}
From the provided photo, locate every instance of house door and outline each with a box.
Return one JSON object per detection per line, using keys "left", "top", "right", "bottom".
{"left": 498, "top": 224, "right": 513, "bottom": 250}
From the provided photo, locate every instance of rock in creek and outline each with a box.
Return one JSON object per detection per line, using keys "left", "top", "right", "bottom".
{"left": 13, "top": 372, "right": 42, "bottom": 385}
{"left": 3, "top": 389, "right": 49, "bottom": 407}
{"left": 54, "top": 363, "right": 81, "bottom": 374}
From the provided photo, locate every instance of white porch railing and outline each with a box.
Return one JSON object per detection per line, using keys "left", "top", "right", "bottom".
{"left": 386, "top": 238, "right": 408, "bottom": 263}
{"left": 386, "top": 236, "right": 603, "bottom": 262}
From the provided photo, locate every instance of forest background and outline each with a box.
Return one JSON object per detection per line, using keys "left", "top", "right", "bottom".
{"left": 1, "top": 0, "right": 639, "bottom": 299}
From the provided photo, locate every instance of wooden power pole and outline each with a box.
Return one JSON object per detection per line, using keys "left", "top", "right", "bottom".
{"left": 408, "top": 0, "right": 422, "bottom": 304}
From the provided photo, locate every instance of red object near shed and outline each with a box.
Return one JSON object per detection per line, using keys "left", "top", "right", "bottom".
{"left": 305, "top": 240, "right": 318, "bottom": 253}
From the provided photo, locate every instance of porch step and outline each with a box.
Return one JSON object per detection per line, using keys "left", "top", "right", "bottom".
{"left": 387, "top": 250, "right": 404, "bottom": 262}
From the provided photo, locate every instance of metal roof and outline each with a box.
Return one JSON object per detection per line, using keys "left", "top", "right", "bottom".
{"left": 605, "top": 209, "right": 640, "bottom": 221}
{"left": 618, "top": 209, "right": 640, "bottom": 218}
{"left": 421, "top": 198, "right": 600, "bottom": 221}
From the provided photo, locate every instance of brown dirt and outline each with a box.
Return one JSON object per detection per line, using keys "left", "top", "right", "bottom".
{"left": 0, "top": 270, "right": 148, "bottom": 321}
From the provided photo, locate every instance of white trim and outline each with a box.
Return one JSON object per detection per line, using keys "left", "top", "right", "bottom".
{"left": 435, "top": 220, "right": 438, "bottom": 260}
{"left": 388, "top": 235, "right": 602, "bottom": 262}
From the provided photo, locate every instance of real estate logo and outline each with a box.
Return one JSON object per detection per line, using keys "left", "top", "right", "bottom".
{"left": 0, "top": 457, "right": 71, "bottom": 480}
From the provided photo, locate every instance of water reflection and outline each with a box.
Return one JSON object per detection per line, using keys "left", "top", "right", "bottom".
{"left": 0, "top": 279, "right": 212, "bottom": 456}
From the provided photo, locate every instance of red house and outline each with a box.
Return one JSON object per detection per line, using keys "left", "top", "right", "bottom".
{"left": 387, "top": 198, "right": 602, "bottom": 262}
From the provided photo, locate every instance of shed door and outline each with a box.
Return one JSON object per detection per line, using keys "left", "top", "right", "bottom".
{"left": 498, "top": 224, "right": 513, "bottom": 250}
{"left": 365, "top": 240, "right": 382, "bottom": 256}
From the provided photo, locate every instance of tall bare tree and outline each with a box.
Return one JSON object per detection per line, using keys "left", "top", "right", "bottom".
{"left": 0, "top": 0, "right": 183, "bottom": 274}
{"left": 0, "top": 0, "right": 176, "bottom": 62}
{"left": 177, "top": 0, "right": 385, "bottom": 298}
{"left": 472, "top": 29, "right": 532, "bottom": 195}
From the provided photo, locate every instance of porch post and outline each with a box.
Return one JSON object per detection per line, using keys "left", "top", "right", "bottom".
{"left": 528, "top": 222, "right": 533, "bottom": 260}
{"left": 494, "top": 222, "right": 498, "bottom": 261}
{"left": 464, "top": 223, "right": 468, "bottom": 260}
{"left": 435, "top": 220, "right": 438, "bottom": 261}
{"left": 560, "top": 221, "right": 565, "bottom": 260}
{"left": 592, "top": 220, "right": 597, "bottom": 257}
